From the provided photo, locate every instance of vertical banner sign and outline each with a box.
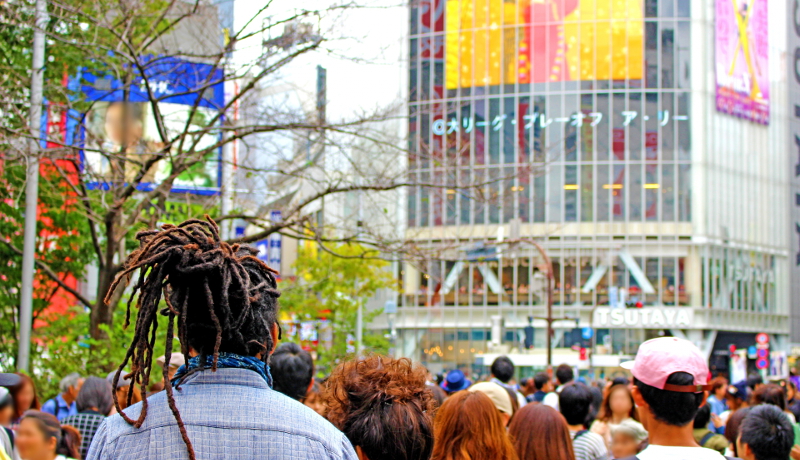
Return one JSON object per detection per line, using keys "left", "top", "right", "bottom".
{"left": 789, "top": 0, "right": 800, "bottom": 343}
{"left": 716, "top": 0, "right": 770, "bottom": 124}
{"left": 268, "top": 210, "right": 282, "bottom": 272}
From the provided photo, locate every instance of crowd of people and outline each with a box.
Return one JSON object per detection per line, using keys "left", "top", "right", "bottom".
{"left": 0, "top": 218, "right": 798, "bottom": 460}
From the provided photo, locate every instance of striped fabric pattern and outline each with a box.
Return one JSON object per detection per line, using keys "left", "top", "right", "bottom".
{"left": 571, "top": 429, "right": 610, "bottom": 460}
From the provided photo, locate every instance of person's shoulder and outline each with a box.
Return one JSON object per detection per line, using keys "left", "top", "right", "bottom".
{"left": 577, "top": 431, "right": 606, "bottom": 451}
{"left": 101, "top": 385, "right": 352, "bottom": 455}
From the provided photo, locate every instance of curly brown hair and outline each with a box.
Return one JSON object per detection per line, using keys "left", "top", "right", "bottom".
{"left": 323, "top": 355, "right": 435, "bottom": 460}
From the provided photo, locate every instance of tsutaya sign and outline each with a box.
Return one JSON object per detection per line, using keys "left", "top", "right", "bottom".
{"left": 593, "top": 307, "right": 694, "bottom": 329}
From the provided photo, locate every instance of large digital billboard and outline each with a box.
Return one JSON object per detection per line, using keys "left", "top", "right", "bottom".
{"left": 445, "top": 0, "right": 644, "bottom": 88}
{"left": 715, "top": 0, "right": 769, "bottom": 124}
{"left": 80, "top": 57, "right": 225, "bottom": 194}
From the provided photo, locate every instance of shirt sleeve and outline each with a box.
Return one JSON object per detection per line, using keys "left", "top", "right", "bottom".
{"left": 85, "top": 419, "right": 110, "bottom": 460}
{"left": 41, "top": 399, "right": 55, "bottom": 416}
{"left": 338, "top": 434, "right": 359, "bottom": 460}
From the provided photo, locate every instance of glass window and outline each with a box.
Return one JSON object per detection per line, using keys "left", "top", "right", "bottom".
{"left": 678, "top": 164, "right": 691, "bottom": 221}
{"left": 660, "top": 21, "right": 675, "bottom": 89}
{"left": 629, "top": 163, "right": 643, "bottom": 220}
{"left": 662, "top": 164, "right": 675, "bottom": 221}
{"left": 549, "top": 165, "right": 563, "bottom": 222}
{"left": 565, "top": 165, "right": 578, "bottom": 222}
{"left": 597, "top": 164, "right": 611, "bottom": 221}
{"left": 596, "top": 93, "right": 610, "bottom": 161}
{"left": 613, "top": 164, "right": 625, "bottom": 221}
{"left": 645, "top": 164, "right": 659, "bottom": 221}
{"left": 420, "top": 171, "right": 430, "bottom": 227}
{"left": 581, "top": 165, "right": 594, "bottom": 222}
{"left": 534, "top": 174, "right": 546, "bottom": 222}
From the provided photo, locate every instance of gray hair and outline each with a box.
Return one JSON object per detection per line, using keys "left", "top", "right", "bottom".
{"left": 76, "top": 376, "right": 113, "bottom": 415}
{"left": 611, "top": 419, "right": 648, "bottom": 443}
{"left": 59, "top": 373, "right": 82, "bottom": 393}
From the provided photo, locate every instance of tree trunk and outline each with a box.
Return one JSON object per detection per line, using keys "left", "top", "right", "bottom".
{"left": 90, "top": 264, "right": 116, "bottom": 341}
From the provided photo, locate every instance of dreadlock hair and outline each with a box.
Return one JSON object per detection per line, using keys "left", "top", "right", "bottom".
{"left": 104, "top": 216, "right": 280, "bottom": 460}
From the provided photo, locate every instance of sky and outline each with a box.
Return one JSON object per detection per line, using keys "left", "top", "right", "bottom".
{"left": 232, "top": 0, "right": 408, "bottom": 123}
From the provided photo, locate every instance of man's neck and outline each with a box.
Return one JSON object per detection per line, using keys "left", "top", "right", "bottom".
{"left": 645, "top": 420, "right": 700, "bottom": 448}
{"left": 61, "top": 392, "right": 75, "bottom": 406}
{"left": 568, "top": 424, "right": 584, "bottom": 432}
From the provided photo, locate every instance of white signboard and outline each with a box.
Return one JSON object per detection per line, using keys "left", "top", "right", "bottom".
{"left": 593, "top": 307, "right": 693, "bottom": 329}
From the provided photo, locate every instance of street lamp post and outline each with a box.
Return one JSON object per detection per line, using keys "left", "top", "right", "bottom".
{"left": 504, "top": 238, "right": 573, "bottom": 373}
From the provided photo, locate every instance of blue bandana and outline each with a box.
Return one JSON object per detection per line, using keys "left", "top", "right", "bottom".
{"left": 171, "top": 352, "right": 273, "bottom": 388}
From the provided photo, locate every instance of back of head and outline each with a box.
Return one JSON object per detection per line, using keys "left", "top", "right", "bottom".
{"left": 76, "top": 376, "right": 113, "bottom": 415}
{"left": 59, "top": 373, "right": 81, "bottom": 394}
{"left": 610, "top": 419, "right": 648, "bottom": 444}
{"left": 105, "top": 217, "right": 281, "bottom": 459}
{"left": 533, "top": 372, "right": 550, "bottom": 391}
{"left": 634, "top": 372, "right": 704, "bottom": 426}
{"left": 739, "top": 405, "right": 794, "bottom": 460}
{"left": 710, "top": 376, "right": 727, "bottom": 394}
{"left": 508, "top": 404, "right": 575, "bottom": 460}
{"left": 559, "top": 382, "right": 593, "bottom": 426}
{"left": 693, "top": 402, "right": 711, "bottom": 429}
{"left": 271, "top": 342, "right": 314, "bottom": 401}
{"left": 747, "top": 373, "right": 764, "bottom": 390}
{"left": 752, "top": 384, "right": 787, "bottom": 411}
{"left": 324, "top": 356, "right": 434, "bottom": 460}
{"left": 22, "top": 410, "right": 81, "bottom": 459}
{"left": 490, "top": 356, "right": 515, "bottom": 384}
{"left": 432, "top": 391, "right": 518, "bottom": 460}
{"left": 556, "top": 364, "right": 574, "bottom": 386}
{"left": 725, "top": 407, "right": 752, "bottom": 448}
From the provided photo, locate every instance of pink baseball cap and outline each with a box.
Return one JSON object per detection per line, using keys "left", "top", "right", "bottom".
{"left": 621, "top": 337, "right": 712, "bottom": 393}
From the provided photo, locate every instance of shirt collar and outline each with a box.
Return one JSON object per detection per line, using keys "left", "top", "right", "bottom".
{"left": 175, "top": 367, "right": 272, "bottom": 391}
{"left": 56, "top": 394, "right": 71, "bottom": 408}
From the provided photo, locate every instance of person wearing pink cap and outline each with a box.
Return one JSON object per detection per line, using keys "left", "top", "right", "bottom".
{"left": 619, "top": 337, "right": 735, "bottom": 460}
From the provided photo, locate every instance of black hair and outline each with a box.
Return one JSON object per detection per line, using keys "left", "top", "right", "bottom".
{"left": 105, "top": 217, "right": 281, "bottom": 460}
{"left": 612, "top": 376, "right": 630, "bottom": 386}
{"left": 747, "top": 373, "right": 764, "bottom": 390}
{"left": 588, "top": 386, "right": 603, "bottom": 419}
{"left": 634, "top": 373, "right": 704, "bottom": 427}
{"left": 271, "top": 342, "right": 314, "bottom": 401}
{"left": 490, "top": 356, "right": 515, "bottom": 383}
{"left": 533, "top": 372, "right": 550, "bottom": 391}
{"left": 555, "top": 364, "right": 574, "bottom": 385}
{"left": 694, "top": 402, "right": 711, "bottom": 428}
{"left": 752, "top": 384, "right": 787, "bottom": 411}
{"left": 559, "top": 382, "right": 593, "bottom": 426}
{"left": 739, "top": 404, "right": 794, "bottom": 460}
{"left": 76, "top": 376, "right": 114, "bottom": 415}
{"left": 0, "top": 391, "right": 12, "bottom": 410}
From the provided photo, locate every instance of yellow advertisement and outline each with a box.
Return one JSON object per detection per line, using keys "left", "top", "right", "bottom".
{"left": 445, "top": 0, "right": 644, "bottom": 88}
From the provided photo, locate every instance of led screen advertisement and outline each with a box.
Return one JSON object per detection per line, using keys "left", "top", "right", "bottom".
{"left": 80, "top": 56, "right": 225, "bottom": 194}
{"left": 715, "top": 0, "right": 769, "bottom": 125}
{"left": 445, "top": 0, "right": 644, "bottom": 88}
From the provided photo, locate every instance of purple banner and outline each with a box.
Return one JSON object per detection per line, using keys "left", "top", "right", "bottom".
{"left": 715, "top": 0, "right": 770, "bottom": 125}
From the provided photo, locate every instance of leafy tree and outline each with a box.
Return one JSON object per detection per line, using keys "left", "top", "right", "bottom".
{"left": 278, "top": 243, "right": 397, "bottom": 375}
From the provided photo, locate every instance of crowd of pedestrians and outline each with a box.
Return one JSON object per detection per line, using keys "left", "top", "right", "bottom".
{"left": 0, "top": 219, "right": 798, "bottom": 460}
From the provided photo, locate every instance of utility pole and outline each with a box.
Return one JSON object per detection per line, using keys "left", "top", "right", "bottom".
{"left": 18, "top": 0, "right": 49, "bottom": 372}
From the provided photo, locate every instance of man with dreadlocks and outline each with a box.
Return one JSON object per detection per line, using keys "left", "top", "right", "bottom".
{"left": 86, "top": 218, "right": 357, "bottom": 460}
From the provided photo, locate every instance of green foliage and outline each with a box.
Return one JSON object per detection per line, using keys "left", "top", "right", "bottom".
{"left": 29, "top": 303, "right": 172, "bottom": 402}
{"left": 278, "top": 243, "right": 397, "bottom": 376}
{"left": 0, "top": 161, "right": 96, "bottom": 369}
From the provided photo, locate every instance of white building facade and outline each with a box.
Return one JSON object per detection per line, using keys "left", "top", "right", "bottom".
{"left": 381, "top": 0, "right": 795, "bottom": 380}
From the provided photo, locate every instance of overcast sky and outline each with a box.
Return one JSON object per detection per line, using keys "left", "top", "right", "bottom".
{"left": 232, "top": 0, "right": 407, "bottom": 122}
